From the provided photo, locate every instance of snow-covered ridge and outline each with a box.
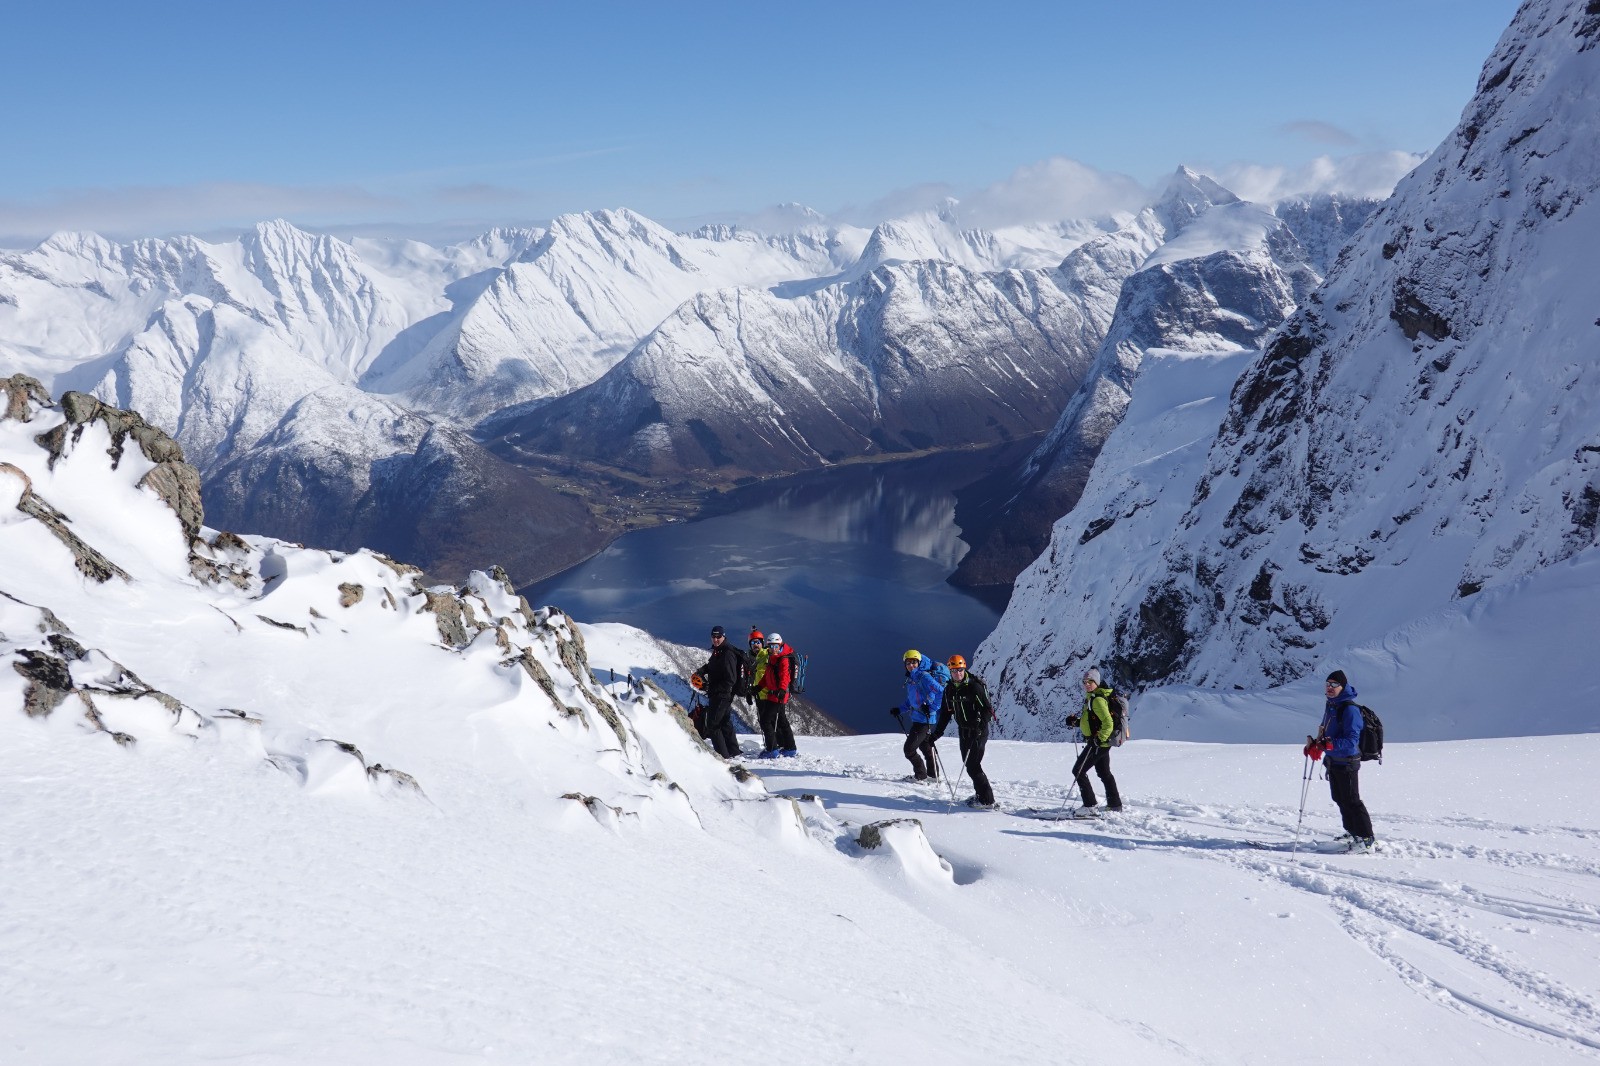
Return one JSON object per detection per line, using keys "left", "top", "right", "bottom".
{"left": 0, "top": 373, "right": 807, "bottom": 826}
{"left": 981, "top": 0, "right": 1600, "bottom": 735}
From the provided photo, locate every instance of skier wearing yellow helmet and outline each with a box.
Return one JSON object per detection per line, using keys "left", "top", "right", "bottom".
{"left": 889, "top": 649, "right": 949, "bottom": 782}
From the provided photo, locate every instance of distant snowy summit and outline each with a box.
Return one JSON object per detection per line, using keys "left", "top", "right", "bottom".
{"left": 980, "top": 0, "right": 1600, "bottom": 735}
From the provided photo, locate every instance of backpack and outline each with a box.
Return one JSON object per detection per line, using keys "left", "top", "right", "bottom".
{"left": 925, "top": 659, "right": 951, "bottom": 687}
{"left": 1357, "top": 705, "right": 1384, "bottom": 763}
{"left": 764, "top": 646, "right": 809, "bottom": 696}
{"left": 1106, "top": 687, "right": 1132, "bottom": 747}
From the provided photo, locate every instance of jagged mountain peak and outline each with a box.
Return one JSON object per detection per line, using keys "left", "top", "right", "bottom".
{"left": 979, "top": 0, "right": 1600, "bottom": 730}
{"left": 1153, "top": 166, "right": 1242, "bottom": 232}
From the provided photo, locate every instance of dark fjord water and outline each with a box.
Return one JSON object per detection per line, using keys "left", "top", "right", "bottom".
{"left": 524, "top": 447, "right": 1024, "bottom": 735}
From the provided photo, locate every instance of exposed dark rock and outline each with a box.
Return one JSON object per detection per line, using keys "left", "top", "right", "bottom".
{"left": 1391, "top": 282, "right": 1453, "bottom": 342}
{"left": 338, "top": 583, "right": 365, "bottom": 607}
{"left": 418, "top": 589, "right": 469, "bottom": 647}
{"left": 1114, "top": 583, "right": 1194, "bottom": 685}
{"left": 4, "top": 463, "right": 132, "bottom": 583}
{"left": 12, "top": 648, "right": 74, "bottom": 718}
{"left": 857, "top": 818, "right": 922, "bottom": 850}
{"left": 368, "top": 763, "right": 424, "bottom": 795}
{"left": 136, "top": 462, "right": 204, "bottom": 540}
{"left": 2, "top": 374, "right": 51, "bottom": 421}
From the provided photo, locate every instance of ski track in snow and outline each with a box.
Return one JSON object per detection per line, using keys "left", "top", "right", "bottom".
{"left": 763, "top": 744, "right": 1600, "bottom": 1059}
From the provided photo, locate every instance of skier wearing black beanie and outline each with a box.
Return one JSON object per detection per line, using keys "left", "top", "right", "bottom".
{"left": 1314, "top": 670, "right": 1374, "bottom": 850}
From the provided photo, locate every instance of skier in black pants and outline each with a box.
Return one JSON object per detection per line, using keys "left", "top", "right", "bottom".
{"left": 931, "top": 654, "right": 996, "bottom": 809}
{"left": 1065, "top": 667, "right": 1122, "bottom": 812}
{"left": 1313, "top": 669, "right": 1375, "bottom": 851}
{"left": 692, "top": 625, "right": 745, "bottom": 759}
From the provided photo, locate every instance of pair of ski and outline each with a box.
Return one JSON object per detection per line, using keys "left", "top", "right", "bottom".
{"left": 1009, "top": 806, "right": 1106, "bottom": 821}
{"left": 1246, "top": 837, "right": 1378, "bottom": 854}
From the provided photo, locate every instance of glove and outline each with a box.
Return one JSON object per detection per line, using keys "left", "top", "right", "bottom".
{"left": 889, "top": 707, "right": 902, "bottom": 717}
{"left": 931, "top": 730, "right": 946, "bottom": 742}
{"left": 1303, "top": 736, "right": 1325, "bottom": 761}
{"left": 920, "top": 702, "right": 931, "bottom": 715}
{"left": 1066, "top": 714, "right": 1079, "bottom": 728}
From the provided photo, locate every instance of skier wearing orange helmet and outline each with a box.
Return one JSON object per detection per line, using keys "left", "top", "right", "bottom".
{"left": 932, "top": 654, "right": 997, "bottom": 808}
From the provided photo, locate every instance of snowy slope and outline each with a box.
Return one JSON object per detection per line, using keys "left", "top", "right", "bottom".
{"left": 982, "top": 0, "right": 1600, "bottom": 736}
{"left": 490, "top": 256, "right": 1114, "bottom": 479}
{"left": 7, "top": 372, "right": 1599, "bottom": 1065}
{"left": 370, "top": 208, "right": 868, "bottom": 421}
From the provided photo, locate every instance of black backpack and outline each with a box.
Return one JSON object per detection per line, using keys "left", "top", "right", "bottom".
{"left": 1107, "top": 687, "right": 1132, "bottom": 747}
{"left": 1358, "top": 705, "right": 1384, "bottom": 763}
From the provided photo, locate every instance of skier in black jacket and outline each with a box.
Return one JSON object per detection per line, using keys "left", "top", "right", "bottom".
{"left": 931, "top": 654, "right": 997, "bottom": 809}
{"left": 692, "top": 626, "right": 745, "bottom": 759}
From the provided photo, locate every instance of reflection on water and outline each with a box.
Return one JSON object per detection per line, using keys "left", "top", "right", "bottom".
{"left": 524, "top": 446, "right": 1028, "bottom": 734}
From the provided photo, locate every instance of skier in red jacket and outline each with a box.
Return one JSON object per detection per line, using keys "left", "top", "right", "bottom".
{"left": 754, "top": 632, "right": 798, "bottom": 758}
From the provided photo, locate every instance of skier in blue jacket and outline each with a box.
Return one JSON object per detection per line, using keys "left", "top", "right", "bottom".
{"left": 891, "top": 650, "right": 947, "bottom": 781}
{"left": 1313, "top": 669, "right": 1375, "bottom": 850}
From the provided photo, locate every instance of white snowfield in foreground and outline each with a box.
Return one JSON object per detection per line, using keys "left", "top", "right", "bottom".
{"left": 5, "top": 723, "right": 1598, "bottom": 1064}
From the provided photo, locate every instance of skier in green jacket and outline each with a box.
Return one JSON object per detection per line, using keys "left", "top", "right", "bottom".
{"left": 1065, "top": 667, "right": 1122, "bottom": 812}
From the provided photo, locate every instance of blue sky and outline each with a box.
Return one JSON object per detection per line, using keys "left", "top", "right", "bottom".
{"left": 3, "top": 0, "right": 1521, "bottom": 244}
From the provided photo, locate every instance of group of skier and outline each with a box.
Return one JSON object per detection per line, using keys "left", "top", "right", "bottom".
{"left": 891, "top": 652, "right": 1121, "bottom": 813}
{"left": 693, "top": 628, "right": 1376, "bottom": 848}
{"left": 691, "top": 625, "right": 799, "bottom": 760}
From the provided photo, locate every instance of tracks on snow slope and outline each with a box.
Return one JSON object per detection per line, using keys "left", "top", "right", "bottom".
{"left": 760, "top": 750, "right": 1600, "bottom": 1058}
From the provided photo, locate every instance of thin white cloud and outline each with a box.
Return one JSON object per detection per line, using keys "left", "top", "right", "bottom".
{"left": 835, "top": 182, "right": 961, "bottom": 227}
{"left": 832, "top": 158, "right": 1146, "bottom": 230}
{"left": 1275, "top": 120, "right": 1361, "bottom": 147}
{"left": 1205, "top": 151, "right": 1426, "bottom": 203}
{"left": 955, "top": 157, "right": 1148, "bottom": 228}
{"left": 0, "top": 181, "right": 403, "bottom": 246}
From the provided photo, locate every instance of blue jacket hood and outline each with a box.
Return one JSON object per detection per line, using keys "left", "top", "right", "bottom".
{"left": 900, "top": 660, "right": 947, "bottom": 724}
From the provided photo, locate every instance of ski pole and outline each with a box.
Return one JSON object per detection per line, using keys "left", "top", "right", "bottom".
{"left": 1291, "top": 751, "right": 1316, "bottom": 857}
{"left": 1058, "top": 737, "right": 1083, "bottom": 815}
{"left": 931, "top": 744, "right": 958, "bottom": 807}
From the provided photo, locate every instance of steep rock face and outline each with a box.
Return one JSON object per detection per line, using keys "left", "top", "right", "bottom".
{"left": 489, "top": 255, "right": 1116, "bottom": 480}
{"left": 980, "top": 0, "right": 1600, "bottom": 733}
{"left": 952, "top": 176, "right": 1376, "bottom": 588}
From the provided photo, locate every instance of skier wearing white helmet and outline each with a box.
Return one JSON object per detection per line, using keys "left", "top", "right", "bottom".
{"left": 753, "top": 631, "right": 798, "bottom": 758}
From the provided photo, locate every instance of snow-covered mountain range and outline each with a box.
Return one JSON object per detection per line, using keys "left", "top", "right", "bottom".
{"left": 980, "top": 0, "right": 1600, "bottom": 738}
{"left": 1, "top": 161, "right": 1373, "bottom": 585}
{"left": 487, "top": 171, "right": 1375, "bottom": 487}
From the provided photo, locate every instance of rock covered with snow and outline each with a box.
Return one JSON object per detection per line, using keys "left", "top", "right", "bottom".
{"left": 981, "top": 0, "right": 1600, "bottom": 735}
{"left": 0, "top": 383, "right": 812, "bottom": 830}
